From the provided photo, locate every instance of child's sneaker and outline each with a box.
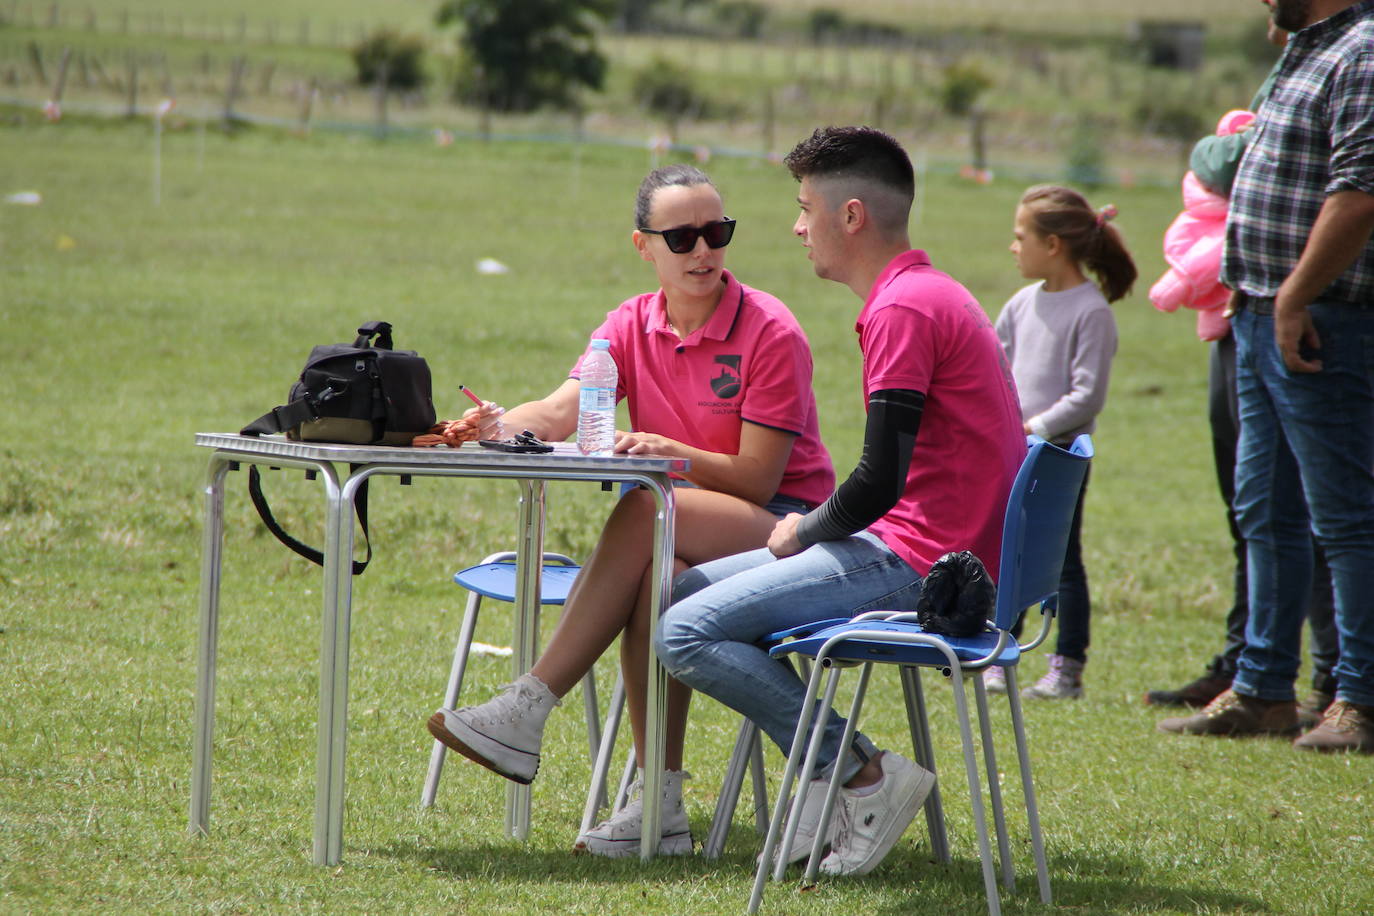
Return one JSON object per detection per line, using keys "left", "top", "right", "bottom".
{"left": 574, "top": 770, "right": 694, "bottom": 857}
{"left": 427, "top": 673, "right": 558, "bottom": 784}
{"left": 982, "top": 665, "right": 1007, "bottom": 694}
{"left": 1020, "top": 654, "right": 1084, "bottom": 700}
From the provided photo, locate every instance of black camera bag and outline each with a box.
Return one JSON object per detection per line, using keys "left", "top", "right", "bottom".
{"left": 241, "top": 320, "right": 435, "bottom": 445}
{"left": 238, "top": 320, "right": 436, "bottom": 575}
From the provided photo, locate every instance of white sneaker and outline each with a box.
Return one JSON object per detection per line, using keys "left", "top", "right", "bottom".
{"left": 982, "top": 665, "right": 1007, "bottom": 694}
{"left": 819, "top": 752, "right": 934, "bottom": 876}
{"left": 758, "top": 776, "right": 832, "bottom": 868}
{"left": 427, "top": 673, "right": 558, "bottom": 784}
{"left": 574, "top": 770, "right": 693, "bottom": 857}
{"left": 1021, "top": 654, "right": 1084, "bottom": 700}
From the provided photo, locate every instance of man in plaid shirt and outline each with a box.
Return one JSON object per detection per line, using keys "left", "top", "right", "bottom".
{"left": 1160, "top": 0, "right": 1374, "bottom": 752}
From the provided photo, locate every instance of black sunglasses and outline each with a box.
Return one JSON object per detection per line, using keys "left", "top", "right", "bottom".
{"left": 640, "top": 218, "right": 737, "bottom": 254}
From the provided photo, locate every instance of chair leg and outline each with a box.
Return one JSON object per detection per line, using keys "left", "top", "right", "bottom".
{"left": 616, "top": 751, "right": 638, "bottom": 810}
{"left": 747, "top": 725, "right": 769, "bottom": 837}
{"left": 801, "top": 663, "right": 872, "bottom": 886}
{"left": 949, "top": 669, "right": 1002, "bottom": 916}
{"left": 900, "top": 665, "right": 950, "bottom": 864}
{"left": 581, "top": 672, "right": 626, "bottom": 835}
{"left": 704, "top": 718, "right": 758, "bottom": 860}
{"left": 581, "top": 669, "right": 608, "bottom": 811}
{"left": 749, "top": 663, "right": 843, "bottom": 915}
{"left": 422, "top": 589, "right": 484, "bottom": 807}
{"left": 1004, "top": 666, "right": 1052, "bottom": 904}
{"left": 973, "top": 673, "right": 1015, "bottom": 891}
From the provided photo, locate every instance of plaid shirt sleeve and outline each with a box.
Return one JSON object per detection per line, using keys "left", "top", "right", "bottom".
{"left": 1326, "top": 46, "right": 1374, "bottom": 197}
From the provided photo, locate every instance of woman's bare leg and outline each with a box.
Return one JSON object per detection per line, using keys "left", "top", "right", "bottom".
{"left": 615, "top": 488, "right": 781, "bottom": 771}
{"left": 532, "top": 488, "right": 778, "bottom": 698}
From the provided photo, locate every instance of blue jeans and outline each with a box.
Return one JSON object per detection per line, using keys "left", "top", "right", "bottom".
{"left": 656, "top": 531, "right": 925, "bottom": 781}
{"left": 1231, "top": 303, "right": 1374, "bottom": 707}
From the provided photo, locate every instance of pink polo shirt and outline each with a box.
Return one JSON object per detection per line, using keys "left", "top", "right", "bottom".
{"left": 860, "top": 251, "right": 1024, "bottom": 580}
{"left": 571, "top": 270, "right": 834, "bottom": 508}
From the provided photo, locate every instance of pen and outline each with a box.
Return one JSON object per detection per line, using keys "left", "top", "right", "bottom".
{"left": 458, "top": 384, "right": 485, "bottom": 407}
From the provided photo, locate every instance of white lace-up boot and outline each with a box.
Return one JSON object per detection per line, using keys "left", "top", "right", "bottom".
{"left": 427, "top": 673, "right": 558, "bottom": 784}
{"left": 574, "top": 769, "right": 693, "bottom": 857}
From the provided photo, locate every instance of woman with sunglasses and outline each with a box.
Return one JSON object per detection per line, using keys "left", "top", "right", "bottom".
{"left": 427, "top": 164, "right": 835, "bottom": 856}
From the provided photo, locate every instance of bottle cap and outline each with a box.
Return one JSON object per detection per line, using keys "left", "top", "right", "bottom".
{"left": 591, "top": 338, "right": 611, "bottom": 350}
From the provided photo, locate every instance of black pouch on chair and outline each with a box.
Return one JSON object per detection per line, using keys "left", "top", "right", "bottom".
{"left": 915, "top": 550, "right": 996, "bottom": 637}
{"left": 240, "top": 320, "right": 436, "bottom": 446}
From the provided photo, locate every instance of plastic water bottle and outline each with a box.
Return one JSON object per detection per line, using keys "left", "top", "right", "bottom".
{"left": 577, "top": 339, "right": 618, "bottom": 456}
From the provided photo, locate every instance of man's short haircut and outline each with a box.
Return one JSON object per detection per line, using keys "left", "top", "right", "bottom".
{"left": 634, "top": 164, "right": 716, "bottom": 229}
{"left": 784, "top": 127, "right": 914, "bottom": 236}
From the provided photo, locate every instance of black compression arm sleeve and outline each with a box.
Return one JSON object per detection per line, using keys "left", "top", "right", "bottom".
{"left": 795, "top": 388, "right": 925, "bottom": 546}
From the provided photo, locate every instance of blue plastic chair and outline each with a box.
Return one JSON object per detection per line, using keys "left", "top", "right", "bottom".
{"left": 749, "top": 435, "right": 1092, "bottom": 916}
{"left": 422, "top": 552, "right": 614, "bottom": 809}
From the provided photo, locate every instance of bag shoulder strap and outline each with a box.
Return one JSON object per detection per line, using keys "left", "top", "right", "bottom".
{"left": 247, "top": 465, "right": 372, "bottom": 574}
{"left": 240, "top": 397, "right": 317, "bottom": 437}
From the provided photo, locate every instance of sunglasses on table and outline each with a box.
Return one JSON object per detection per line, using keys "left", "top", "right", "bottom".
{"left": 639, "top": 218, "right": 737, "bottom": 254}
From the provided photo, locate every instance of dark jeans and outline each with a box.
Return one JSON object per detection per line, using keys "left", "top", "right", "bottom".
{"left": 1208, "top": 332, "right": 1339, "bottom": 694}
{"left": 1012, "top": 464, "right": 1091, "bottom": 663}
{"left": 1231, "top": 304, "right": 1374, "bottom": 706}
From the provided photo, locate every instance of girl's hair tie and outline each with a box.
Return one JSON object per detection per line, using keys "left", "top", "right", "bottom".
{"left": 1096, "top": 204, "right": 1118, "bottom": 228}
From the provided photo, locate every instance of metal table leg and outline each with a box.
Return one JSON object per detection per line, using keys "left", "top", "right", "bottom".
{"left": 315, "top": 464, "right": 354, "bottom": 865}
{"left": 506, "top": 479, "right": 545, "bottom": 839}
{"left": 190, "top": 455, "right": 233, "bottom": 838}
{"left": 639, "top": 477, "right": 675, "bottom": 860}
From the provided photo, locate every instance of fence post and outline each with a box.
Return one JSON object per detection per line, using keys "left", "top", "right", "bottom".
{"left": 298, "top": 76, "right": 317, "bottom": 134}
{"left": 125, "top": 52, "right": 138, "bottom": 117}
{"left": 761, "top": 87, "right": 774, "bottom": 158}
{"left": 373, "top": 59, "right": 389, "bottom": 138}
{"left": 27, "top": 40, "right": 46, "bottom": 85}
{"left": 223, "top": 55, "right": 245, "bottom": 129}
{"left": 158, "top": 50, "right": 172, "bottom": 96}
{"left": 50, "top": 44, "right": 68, "bottom": 99}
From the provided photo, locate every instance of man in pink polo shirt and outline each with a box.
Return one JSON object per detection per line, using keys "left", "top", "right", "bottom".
{"left": 428, "top": 164, "right": 834, "bottom": 857}
{"left": 658, "top": 127, "right": 1024, "bottom": 877}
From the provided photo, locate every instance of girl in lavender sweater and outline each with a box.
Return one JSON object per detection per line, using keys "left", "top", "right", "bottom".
{"left": 988, "top": 185, "right": 1137, "bottom": 700}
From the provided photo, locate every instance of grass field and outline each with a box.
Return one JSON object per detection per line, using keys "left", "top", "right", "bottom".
{"left": 2, "top": 117, "right": 1371, "bottom": 915}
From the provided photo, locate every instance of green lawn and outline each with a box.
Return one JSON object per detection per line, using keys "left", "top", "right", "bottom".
{"left": 1, "top": 119, "right": 1370, "bottom": 915}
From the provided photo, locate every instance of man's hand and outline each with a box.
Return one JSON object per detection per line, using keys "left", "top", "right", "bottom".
{"left": 1274, "top": 297, "right": 1323, "bottom": 373}
{"left": 767, "top": 512, "right": 805, "bottom": 558}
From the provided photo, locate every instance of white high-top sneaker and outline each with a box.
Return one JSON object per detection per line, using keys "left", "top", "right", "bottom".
{"left": 428, "top": 673, "right": 559, "bottom": 784}
{"left": 574, "top": 769, "right": 693, "bottom": 857}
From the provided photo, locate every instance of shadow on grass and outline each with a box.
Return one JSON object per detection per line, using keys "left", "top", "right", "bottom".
{"left": 374, "top": 836, "right": 715, "bottom": 884}
{"left": 372, "top": 832, "right": 1272, "bottom": 914}
{"left": 868, "top": 851, "right": 1275, "bottom": 915}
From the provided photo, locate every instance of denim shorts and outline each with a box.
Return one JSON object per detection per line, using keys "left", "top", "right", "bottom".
{"left": 629, "top": 480, "right": 813, "bottom": 520}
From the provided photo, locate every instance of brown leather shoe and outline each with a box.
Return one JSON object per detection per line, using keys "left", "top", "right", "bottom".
{"left": 1144, "top": 669, "right": 1233, "bottom": 708}
{"left": 1293, "top": 700, "right": 1374, "bottom": 753}
{"left": 1296, "top": 690, "right": 1335, "bottom": 731}
{"left": 1157, "top": 688, "right": 1299, "bottom": 737}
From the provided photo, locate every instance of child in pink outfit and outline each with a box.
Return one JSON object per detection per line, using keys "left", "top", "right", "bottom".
{"left": 1148, "top": 109, "right": 1255, "bottom": 339}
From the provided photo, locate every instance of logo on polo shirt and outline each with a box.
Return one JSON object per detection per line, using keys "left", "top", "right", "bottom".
{"left": 710, "top": 355, "right": 741, "bottom": 399}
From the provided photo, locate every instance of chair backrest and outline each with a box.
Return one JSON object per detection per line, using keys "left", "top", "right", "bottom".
{"left": 991, "top": 435, "right": 1093, "bottom": 631}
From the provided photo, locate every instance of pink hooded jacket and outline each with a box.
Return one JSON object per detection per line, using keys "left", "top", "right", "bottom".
{"left": 1149, "top": 109, "right": 1255, "bottom": 341}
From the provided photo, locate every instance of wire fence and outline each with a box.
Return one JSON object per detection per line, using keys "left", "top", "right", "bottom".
{"left": 1, "top": 4, "right": 1267, "bottom": 188}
